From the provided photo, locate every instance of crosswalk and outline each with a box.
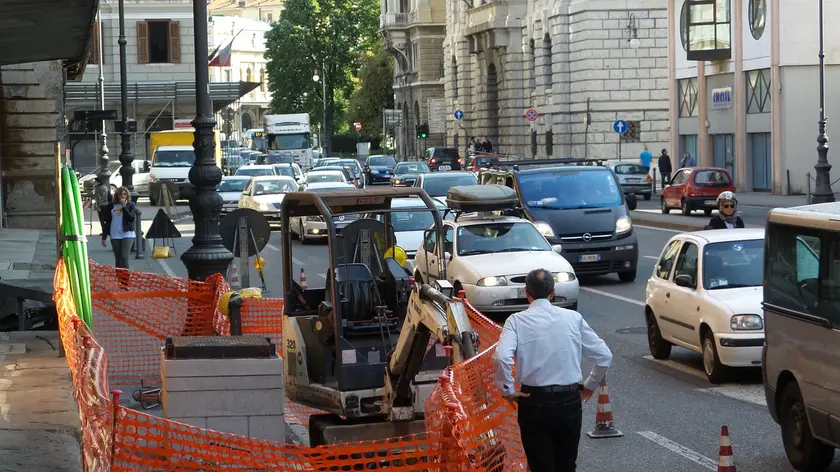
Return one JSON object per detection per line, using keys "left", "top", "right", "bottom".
{"left": 643, "top": 356, "right": 766, "bottom": 406}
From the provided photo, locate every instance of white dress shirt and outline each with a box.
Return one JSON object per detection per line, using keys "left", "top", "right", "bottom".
{"left": 493, "top": 298, "right": 613, "bottom": 394}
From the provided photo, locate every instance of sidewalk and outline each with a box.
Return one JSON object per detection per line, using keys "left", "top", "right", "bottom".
{"left": 730, "top": 192, "right": 809, "bottom": 208}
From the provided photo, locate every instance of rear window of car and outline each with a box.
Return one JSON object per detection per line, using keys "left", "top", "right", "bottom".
{"left": 693, "top": 170, "right": 731, "bottom": 186}
{"left": 613, "top": 164, "right": 649, "bottom": 175}
{"left": 432, "top": 149, "right": 459, "bottom": 161}
{"left": 475, "top": 157, "right": 499, "bottom": 166}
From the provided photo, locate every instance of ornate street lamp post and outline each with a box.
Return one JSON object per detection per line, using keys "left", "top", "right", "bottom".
{"left": 313, "top": 64, "right": 327, "bottom": 154}
{"left": 812, "top": 0, "right": 834, "bottom": 204}
{"left": 95, "top": 7, "right": 110, "bottom": 189}
{"left": 117, "top": 0, "right": 134, "bottom": 193}
{"left": 181, "top": 0, "right": 233, "bottom": 281}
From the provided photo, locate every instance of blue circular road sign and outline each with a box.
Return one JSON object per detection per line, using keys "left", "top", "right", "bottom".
{"left": 454, "top": 110, "right": 464, "bottom": 120}
{"left": 613, "top": 120, "right": 628, "bottom": 135}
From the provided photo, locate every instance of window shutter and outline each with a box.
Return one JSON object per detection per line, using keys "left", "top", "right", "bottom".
{"left": 168, "top": 21, "right": 181, "bottom": 64}
{"left": 89, "top": 22, "right": 100, "bottom": 64}
{"left": 136, "top": 21, "right": 149, "bottom": 64}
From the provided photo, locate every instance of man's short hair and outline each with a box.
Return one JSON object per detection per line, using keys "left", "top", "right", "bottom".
{"left": 525, "top": 268, "right": 555, "bottom": 300}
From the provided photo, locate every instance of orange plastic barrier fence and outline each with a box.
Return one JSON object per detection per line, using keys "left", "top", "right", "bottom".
{"left": 55, "top": 259, "right": 527, "bottom": 471}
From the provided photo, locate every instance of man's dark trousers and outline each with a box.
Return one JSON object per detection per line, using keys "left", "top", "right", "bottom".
{"left": 517, "top": 387, "right": 583, "bottom": 471}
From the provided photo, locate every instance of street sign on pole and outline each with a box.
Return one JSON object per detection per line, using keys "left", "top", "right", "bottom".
{"left": 454, "top": 110, "right": 464, "bottom": 120}
{"left": 354, "top": 122, "right": 362, "bottom": 132}
{"left": 613, "top": 120, "right": 628, "bottom": 135}
{"left": 525, "top": 108, "right": 539, "bottom": 122}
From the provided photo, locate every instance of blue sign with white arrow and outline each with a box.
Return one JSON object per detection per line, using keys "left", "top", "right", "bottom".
{"left": 454, "top": 110, "right": 464, "bottom": 120}
{"left": 613, "top": 120, "right": 628, "bottom": 135}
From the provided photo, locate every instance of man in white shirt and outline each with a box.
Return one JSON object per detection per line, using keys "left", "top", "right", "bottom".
{"left": 493, "top": 268, "right": 613, "bottom": 471}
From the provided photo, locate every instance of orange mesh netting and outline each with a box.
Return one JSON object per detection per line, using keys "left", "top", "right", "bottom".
{"left": 55, "top": 258, "right": 527, "bottom": 471}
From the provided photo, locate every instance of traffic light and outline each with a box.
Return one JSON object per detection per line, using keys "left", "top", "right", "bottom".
{"left": 415, "top": 123, "right": 429, "bottom": 139}
{"left": 415, "top": 125, "right": 421, "bottom": 139}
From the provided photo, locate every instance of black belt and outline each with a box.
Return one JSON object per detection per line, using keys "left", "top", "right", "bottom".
{"left": 521, "top": 384, "right": 581, "bottom": 394}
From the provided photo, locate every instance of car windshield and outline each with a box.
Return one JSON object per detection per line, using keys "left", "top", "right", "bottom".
{"left": 614, "top": 164, "right": 649, "bottom": 175}
{"left": 273, "top": 166, "right": 295, "bottom": 178}
{"left": 265, "top": 153, "right": 295, "bottom": 164}
{"left": 254, "top": 179, "right": 297, "bottom": 195}
{"left": 519, "top": 169, "right": 622, "bottom": 209}
{"left": 369, "top": 156, "right": 397, "bottom": 167}
{"left": 217, "top": 179, "right": 248, "bottom": 192}
{"left": 153, "top": 149, "right": 195, "bottom": 167}
{"left": 703, "top": 239, "right": 764, "bottom": 290}
{"left": 475, "top": 157, "right": 499, "bottom": 166}
{"left": 395, "top": 162, "right": 430, "bottom": 174}
{"left": 457, "top": 222, "right": 551, "bottom": 256}
{"left": 267, "top": 133, "right": 310, "bottom": 151}
{"left": 306, "top": 172, "right": 345, "bottom": 184}
{"left": 337, "top": 161, "right": 361, "bottom": 176}
{"left": 694, "top": 170, "right": 731, "bottom": 187}
{"left": 421, "top": 174, "right": 478, "bottom": 197}
{"left": 236, "top": 167, "right": 274, "bottom": 176}
{"left": 313, "top": 185, "right": 354, "bottom": 192}
{"left": 314, "top": 159, "right": 340, "bottom": 168}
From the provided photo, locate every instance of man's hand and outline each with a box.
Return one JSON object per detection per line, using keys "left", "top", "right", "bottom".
{"left": 580, "top": 387, "right": 594, "bottom": 403}
{"left": 101, "top": 239, "right": 107, "bottom": 248}
{"left": 502, "top": 391, "right": 530, "bottom": 407}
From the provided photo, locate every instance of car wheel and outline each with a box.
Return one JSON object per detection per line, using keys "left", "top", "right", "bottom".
{"left": 618, "top": 269, "right": 636, "bottom": 282}
{"left": 704, "top": 208, "right": 712, "bottom": 216}
{"left": 781, "top": 382, "right": 835, "bottom": 472}
{"left": 646, "top": 311, "right": 672, "bottom": 360}
{"left": 681, "top": 199, "right": 692, "bottom": 216}
{"left": 643, "top": 193, "right": 652, "bottom": 201}
{"left": 701, "top": 329, "right": 729, "bottom": 384}
{"left": 660, "top": 197, "right": 670, "bottom": 214}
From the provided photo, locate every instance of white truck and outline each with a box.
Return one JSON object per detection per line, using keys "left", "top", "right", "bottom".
{"left": 264, "top": 113, "right": 314, "bottom": 170}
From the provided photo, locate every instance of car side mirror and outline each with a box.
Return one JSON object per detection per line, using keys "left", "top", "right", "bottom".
{"left": 674, "top": 274, "right": 695, "bottom": 288}
{"left": 551, "top": 244, "right": 563, "bottom": 253}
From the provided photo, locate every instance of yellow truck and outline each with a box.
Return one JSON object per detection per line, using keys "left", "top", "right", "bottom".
{"left": 147, "top": 129, "right": 222, "bottom": 205}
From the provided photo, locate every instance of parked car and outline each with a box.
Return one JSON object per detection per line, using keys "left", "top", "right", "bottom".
{"left": 423, "top": 147, "right": 462, "bottom": 171}
{"left": 660, "top": 167, "right": 735, "bottom": 216}
{"left": 607, "top": 162, "right": 652, "bottom": 201}
{"left": 80, "top": 160, "right": 151, "bottom": 202}
{"left": 413, "top": 171, "right": 478, "bottom": 204}
{"left": 391, "top": 161, "right": 430, "bottom": 187}
{"left": 237, "top": 176, "right": 298, "bottom": 223}
{"left": 217, "top": 176, "right": 251, "bottom": 215}
{"left": 364, "top": 155, "right": 398, "bottom": 184}
{"left": 235, "top": 164, "right": 278, "bottom": 177}
{"left": 645, "top": 228, "right": 765, "bottom": 383}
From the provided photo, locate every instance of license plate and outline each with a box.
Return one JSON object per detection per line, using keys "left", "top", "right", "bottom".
{"left": 626, "top": 178, "right": 641, "bottom": 183}
{"left": 517, "top": 287, "right": 526, "bottom": 298}
{"left": 438, "top": 165, "right": 451, "bottom": 171}
{"left": 579, "top": 254, "right": 601, "bottom": 263}
{"left": 705, "top": 200, "right": 716, "bottom": 205}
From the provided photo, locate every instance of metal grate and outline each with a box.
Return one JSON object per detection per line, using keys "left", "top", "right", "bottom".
{"left": 165, "top": 335, "right": 276, "bottom": 360}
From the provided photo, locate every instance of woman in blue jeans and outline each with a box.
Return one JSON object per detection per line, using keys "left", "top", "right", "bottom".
{"left": 101, "top": 186, "right": 137, "bottom": 269}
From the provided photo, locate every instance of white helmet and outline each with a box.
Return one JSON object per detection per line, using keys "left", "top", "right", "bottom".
{"left": 717, "top": 191, "right": 737, "bottom": 206}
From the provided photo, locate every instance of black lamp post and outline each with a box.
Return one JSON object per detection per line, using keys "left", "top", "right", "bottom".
{"left": 117, "top": 0, "right": 134, "bottom": 193}
{"left": 181, "top": 0, "right": 233, "bottom": 281}
{"left": 812, "top": 0, "right": 834, "bottom": 204}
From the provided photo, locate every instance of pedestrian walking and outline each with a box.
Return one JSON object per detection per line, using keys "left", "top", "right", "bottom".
{"left": 658, "top": 149, "right": 672, "bottom": 185}
{"left": 640, "top": 145, "right": 653, "bottom": 168}
{"left": 93, "top": 177, "right": 110, "bottom": 237}
{"left": 101, "top": 186, "right": 137, "bottom": 269}
{"left": 493, "top": 268, "right": 613, "bottom": 472}
{"left": 680, "top": 151, "right": 696, "bottom": 168}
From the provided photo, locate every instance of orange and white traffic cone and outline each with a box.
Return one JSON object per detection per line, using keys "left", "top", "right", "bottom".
{"left": 587, "top": 381, "right": 624, "bottom": 438}
{"left": 228, "top": 262, "right": 241, "bottom": 290}
{"left": 299, "top": 268, "right": 308, "bottom": 290}
{"left": 718, "top": 426, "right": 736, "bottom": 472}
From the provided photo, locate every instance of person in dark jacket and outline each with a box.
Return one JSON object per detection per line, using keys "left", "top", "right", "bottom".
{"left": 658, "top": 149, "right": 672, "bottom": 185}
{"left": 707, "top": 191, "right": 744, "bottom": 229}
{"left": 101, "top": 186, "right": 137, "bottom": 269}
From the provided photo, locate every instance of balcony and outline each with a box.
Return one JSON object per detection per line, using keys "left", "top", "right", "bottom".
{"left": 394, "top": 72, "right": 418, "bottom": 87}
{"left": 465, "top": 0, "right": 525, "bottom": 53}
{"left": 380, "top": 12, "right": 411, "bottom": 29}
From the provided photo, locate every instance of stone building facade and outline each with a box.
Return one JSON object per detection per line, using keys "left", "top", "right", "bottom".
{"left": 443, "top": 0, "right": 670, "bottom": 161}
{"left": 381, "top": 0, "right": 447, "bottom": 159}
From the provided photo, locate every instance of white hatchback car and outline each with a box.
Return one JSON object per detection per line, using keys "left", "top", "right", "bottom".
{"left": 413, "top": 214, "right": 579, "bottom": 314}
{"left": 645, "top": 228, "right": 765, "bottom": 383}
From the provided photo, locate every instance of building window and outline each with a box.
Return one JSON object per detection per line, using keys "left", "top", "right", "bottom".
{"left": 224, "top": 69, "right": 232, "bottom": 82}
{"left": 246, "top": 68, "right": 253, "bottom": 82}
{"left": 260, "top": 69, "right": 267, "bottom": 92}
{"left": 685, "top": 0, "right": 731, "bottom": 61}
{"left": 543, "top": 34, "right": 553, "bottom": 87}
{"left": 746, "top": 69, "right": 770, "bottom": 113}
{"left": 266, "top": 12, "right": 273, "bottom": 22}
{"left": 748, "top": 0, "right": 766, "bottom": 40}
{"left": 529, "top": 39, "right": 536, "bottom": 90}
{"left": 679, "top": 78, "right": 699, "bottom": 117}
{"left": 620, "top": 121, "right": 641, "bottom": 143}
{"left": 412, "top": 42, "right": 419, "bottom": 71}
{"left": 136, "top": 20, "right": 181, "bottom": 64}
{"left": 679, "top": 2, "right": 689, "bottom": 51}
{"left": 242, "top": 113, "right": 253, "bottom": 130}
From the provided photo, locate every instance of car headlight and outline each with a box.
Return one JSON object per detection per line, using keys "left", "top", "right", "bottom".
{"left": 371, "top": 169, "right": 379, "bottom": 174}
{"left": 306, "top": 215, "right": 323, "bottom": 222}
{"left": 534, "top": 221, "right": 555, "bottom": 238}
{"left": 477, "top": 276, "right": 508, "bottom": 287}
{"left": 554, "top": 272, "right": 576, "bottom": 283}
{"left": 393, "top": 178, "right": 402, "bottom": 184}
{"left": 258, "top": 202, "right": 272, "bottom": 211}
{"left": 615, "top": 216, "right": 632, "bottom": 234}
{"left": 730, "top": 314, "right": 763, "bottom": 330}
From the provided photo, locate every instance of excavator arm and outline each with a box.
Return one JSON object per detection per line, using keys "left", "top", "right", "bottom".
{"left": 384, "top": 281, "right": 479, "bottom": 422}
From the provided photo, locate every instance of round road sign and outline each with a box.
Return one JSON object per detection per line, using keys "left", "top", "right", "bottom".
{"left": 525, "top": 108, "right": 539, "bottom": 122}
{"left": 454, "top": 110, "right": 464, "bottom": 120}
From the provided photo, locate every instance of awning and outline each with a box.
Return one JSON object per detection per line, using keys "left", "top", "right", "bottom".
{"left": 0, "top": 0, "right": 98, "bottom": 77}
{"left": 65, "top": 81, "right": 261, "bottom": 112}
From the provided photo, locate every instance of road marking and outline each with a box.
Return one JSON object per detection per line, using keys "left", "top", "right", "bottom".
{"left": 292, "top": 257, "right": 306, "bottom": 265}
{"left": 634, "top": 224, "right": 684, "bottom": 233}
{"left": 157, "top": 259, "right": 177, "bottom": 277}
{"left": 580, "top": 287, "right": 645, "bottom": 307}
{"left": 643, "top": 356, "right": 706, "bottom": 380}
{"left": 267, "top": 243, "right": 280, "bottom": 252}
{"left": 317, "top": 273, "right": 326, "bottom": 278}
{"left": 636, "top": 431, "right": 717, "bottom": 470}
{"left": 642, "top": 356, "right": 767, "bottom": 406}
{"left": 643, "top": 255, "right": 659, "bottom": 260}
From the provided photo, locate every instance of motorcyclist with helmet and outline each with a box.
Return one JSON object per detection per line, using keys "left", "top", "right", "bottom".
{"left": 706, "top": 191, "right": 744, "bottom": 229}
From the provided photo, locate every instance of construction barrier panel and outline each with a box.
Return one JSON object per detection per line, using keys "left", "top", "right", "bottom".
{"left": 55, "top": 259, "right": 528, "bottom": 471}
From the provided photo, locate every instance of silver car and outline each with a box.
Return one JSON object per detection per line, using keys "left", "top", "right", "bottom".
{"left": 607, "top": 162, "right": 652, "bottom": 201}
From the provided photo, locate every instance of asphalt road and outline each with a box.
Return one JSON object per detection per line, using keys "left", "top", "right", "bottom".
{"left": 93, "top": 203, "right": 840, "bottom": 471}
{"left": 631, "top": 198, "right": 773, "bottom": 231}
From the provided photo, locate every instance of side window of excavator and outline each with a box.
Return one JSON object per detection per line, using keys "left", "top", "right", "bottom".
{"left": 423, "top": 229, "right": 437, "bottom": 253}
{"left": 443, "top": 226, "right": 454, "bottom": 255}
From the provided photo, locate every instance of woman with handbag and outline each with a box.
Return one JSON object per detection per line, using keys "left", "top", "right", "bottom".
{"left": 101, "top": 186, "right": 137, "bottom": 269}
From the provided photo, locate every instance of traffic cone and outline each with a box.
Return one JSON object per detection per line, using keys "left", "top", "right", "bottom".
{"left": 299, "top": 268, "right": 308, "bottom": 290}
{"left": 717, "top": 426, "right": 736, "bottom": 472}
{"left": 228, "top": 262, "right": 241, "bottom": 290}
{"left": 587, "top": 381, "right": 624, "bottom": 438}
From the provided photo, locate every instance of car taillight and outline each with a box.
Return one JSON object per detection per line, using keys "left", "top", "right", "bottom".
{"left": 430, "top": 158, "right": 436, "bottom": 165}
{"left": 409, "top": 276, "right": 415, "bottom": 286}
{"left": 646, "top": 176, "right": 652, "bottom": 182}
{"left": 457, "top": 158, "right": 462, "bottom": 165}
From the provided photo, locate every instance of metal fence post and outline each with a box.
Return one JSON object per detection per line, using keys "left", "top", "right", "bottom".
{"left": 132, "top": 208, "right": 145, "bottom": 259}
{"left": 228, "top": 292, "right": 243, "bottom": 336}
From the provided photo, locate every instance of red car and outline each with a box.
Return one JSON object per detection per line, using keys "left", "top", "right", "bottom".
{"left": 660, "top": 167, "right": 735, "bottom": 216}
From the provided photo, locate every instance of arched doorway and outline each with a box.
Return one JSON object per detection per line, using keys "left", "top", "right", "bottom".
{"left": 242, "top": 113, "right": 253, "bottom": 131}
{"left": 486, "top": 63, "right": 499, "bottom": 149}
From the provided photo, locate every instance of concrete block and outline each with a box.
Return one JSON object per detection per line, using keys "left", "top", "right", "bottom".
{"left": 207, "top": 416, "right": 249, "bottom": 436}
{"left": 249, "top": 415, "right": 285, "bottom": 441}
{"left": 1, "top": 70, "right": 39, "bottom": 85}
{"left": 5, "top": 114, "right": 59, "bottom": 128}
{"left": 169, "top": 416, "right": 207, "bottom": 429}
{"left": 165, "top": 373, "right": 284, "bottom": 392}
{"left": 163, "top": 356, "right": 282, "bottom": 378}
{"left": 165, "top": 388, "right": 284, "bottom": 417}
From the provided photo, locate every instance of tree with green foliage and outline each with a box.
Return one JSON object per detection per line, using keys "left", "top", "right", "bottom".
{"left": 346, "top": 42, "right": 394, "bottom": 139}
{"left": 264, "top": 0, "right": 379, "bottom": 154}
